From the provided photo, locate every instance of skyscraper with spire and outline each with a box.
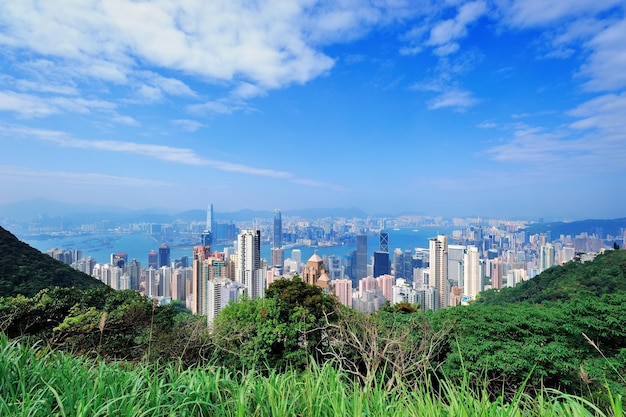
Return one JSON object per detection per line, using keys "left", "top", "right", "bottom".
{"left": 201, "top": 203, "right": 214, "bottom": 246}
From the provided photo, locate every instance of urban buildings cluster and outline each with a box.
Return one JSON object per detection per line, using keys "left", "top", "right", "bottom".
{"left": 43, "top": 205, "right": 625, "bottom": 325}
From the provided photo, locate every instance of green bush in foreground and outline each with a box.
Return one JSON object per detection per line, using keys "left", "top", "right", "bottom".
{"left": 0, "top": 334, "right": 621, "bottom": 417}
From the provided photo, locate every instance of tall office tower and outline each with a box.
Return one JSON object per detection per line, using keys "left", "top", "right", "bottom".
{"left": 393, "top": 249, "right": 403, "bottom": 277}
{"left": 201, "top": 203, "right": 214, "bottom": 246}
{"left": 159, "top": 266, "right": 172, "bottom": 298}
{"left": 463, "top": 245, "right": 481, "bottom": 300}
{"left": 237, "top": 229, "right": 264, "bottom": 299}
{"left": 128, "top": 259, "right": 141, "bottom": 290}
{"left": 273, "top": 209, "right": 282, "bottom": 249}
{"left": 148, "top": 250, "right": 158, "bottom": 269}
{"left": 373, "top": 251, "right": 390, "bottom": 277}
{"left": 379, "top": 230, "right": 389, "bottom": 252}
{"left": 327, "top": 255, "right": 343, "bottom": 280}
{"left": 356, "top": 234, "right": 368, "bottom": 280}
{"left": 402, "top": 249, "right": 414, "bottom": 280}
{"left": 158, "top": 244, "right": 170, "bottom": 268}
{"left": 539, "top": 243, "right": 555, "bottom": 273}
{"left": 332, "top": 278, "right": 352, "bottom": 307}
{"left": 270, "top": 247, "right": 284, "bottom": 268}
{"left": 374, "top": 229, "right": 390, "bottom": 278}
{"left": 429, "top": 235, "right": 449, "bottom": 310}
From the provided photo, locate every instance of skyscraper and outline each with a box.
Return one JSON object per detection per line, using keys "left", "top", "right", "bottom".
{"left": 356, "top": 234, "right": 367, "bottom": 280}
{"left": 201, "top": 203, "right": 214, "bottom": 246}
{"left": 429, "top": 235, "right": 449, "bottom": 310}
{"left": 237, "top": 229, "right": 264, "bottom": 299}
{"left": 373, "top": 251, "right": 390, "bottom": 277}
{"left": 379, "top": 230, "right": 389, "bottom": 252}
{"left": 539, "top": 243, "right": 555, "bottom": 272}
{"left": 374, "top": 229, "right": 390, "bottom": 278}
{"left": 273, "top": 209, "right": 282, "bottom": 249}
{"left": 463, "top": 245, "right": 481, "bottom": 300}
{"left": 158, "top": 243, "right": 170, "bottom": 268}
{"left": 148, "top": 250, "right": 158, "bottom": 269}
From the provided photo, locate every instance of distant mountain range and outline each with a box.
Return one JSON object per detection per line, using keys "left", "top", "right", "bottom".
{"left": 0, "top": 199, "right": 368, "bottom": 224}
{"left": 523, "top": 218, "right": 626, "bottom": 238}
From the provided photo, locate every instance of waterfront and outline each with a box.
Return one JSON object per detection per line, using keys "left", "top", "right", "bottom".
{"left": 20, "top": 227, "right": 458, "bottom": 266}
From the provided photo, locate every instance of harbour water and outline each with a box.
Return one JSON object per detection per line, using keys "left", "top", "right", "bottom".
{"left": 20, "top": 227, "right": 458, "bottom": 266}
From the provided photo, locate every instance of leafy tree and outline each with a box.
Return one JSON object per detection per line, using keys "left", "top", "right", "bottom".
{"left": 212, "top": 276, "right": 338, "bottom": 371}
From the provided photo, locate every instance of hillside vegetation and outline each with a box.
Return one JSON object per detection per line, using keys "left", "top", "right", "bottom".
{"left": 0, "top": 226, "right": 105, "bottom": 298}
{"left": 0, "top": 227, "right": 624, "bottom": 412}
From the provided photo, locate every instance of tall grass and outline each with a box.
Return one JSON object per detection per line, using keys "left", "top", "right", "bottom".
{"left": 0, "top": 334, "right": 620, "bottom": 416}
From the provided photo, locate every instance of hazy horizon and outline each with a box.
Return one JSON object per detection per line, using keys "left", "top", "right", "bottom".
{"left": 1, "top": 1, "right": 624, "bottom": 220}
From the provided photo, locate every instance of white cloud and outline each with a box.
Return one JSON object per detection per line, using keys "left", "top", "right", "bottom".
{"left": 580, "top": 18, "right": 626, "bottom": 91}
{"left": 484, "top": 93, "right": 626, "bottom": 174}
{"left": 171, "top": 119, "right": 204, "bottom": 132}
{"left": 0, "top": 91, "right": 57, "bottom": 117}
{"left": 112, "top": 114, "right": 140, "bottom": 126}
{"left": 426, "top": 1, "right": 487, "bottom": 55}
{"left": 495, "top": 0, "right": 623, "bottom": 28}
{"left": 568, "top": 92, "right": 626, "bottom": 134}
{"left": 0, "top": 90, "right": 116, "bottom": 118}
{"left": 428, "top": 89, "right": 478, "bottom": 110}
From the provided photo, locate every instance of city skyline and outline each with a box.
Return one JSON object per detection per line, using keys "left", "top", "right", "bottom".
{"left": 0, "top": 1, "right": 625, "bottom": 219}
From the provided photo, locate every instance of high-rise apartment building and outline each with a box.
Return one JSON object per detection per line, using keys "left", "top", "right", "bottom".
{"left": 429, "top": 235, "right": 449, "bottom": 310}
{"left": 539, "top": 243, "right": 555, "bottom": 272}
{"left": 237, "top": 229, "right": 264, "bottom": 299}
{"left": 332, "top": 278, "right": 352, "bottom": 307}
{"left": 463, "top": 245, "right": 481, "bottom": 300}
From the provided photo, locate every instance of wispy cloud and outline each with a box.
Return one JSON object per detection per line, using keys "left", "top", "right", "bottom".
{"left": 428, "top": 89, "right": 479, "bottom": 111}
{"left": 426, "top": 1, "right": 487, "bottom": 56}
{"left": 0, "top": 90, "right": 115, "bottom": 118}
{"left": 0, "top": 123, "right": 341, "bottom": 189}
{"left": 171, "top": 119, "right": 204, "bottom": 132}
{"left": 0, "top": 165, "right": 172, "bottom": 188}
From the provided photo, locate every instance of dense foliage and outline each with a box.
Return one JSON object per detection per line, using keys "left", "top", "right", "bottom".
{"left": 0, "top": 226, "right": 105, "bottom": 298}
{"left": 1, "top": 334, "right": 620, "bottom": 417}
{"left": 477, "top": 250, "right": 626, "bottom": 305}
{"left": 211, "top": 276, "right": 338, "bottom": 371}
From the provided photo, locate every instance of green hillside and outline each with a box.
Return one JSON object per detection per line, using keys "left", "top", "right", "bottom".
{"left": 0, "top": 226, "right": 106, "bottom": 298}
{"left": 477, "top": 249, "right": 626, "bottom": 305}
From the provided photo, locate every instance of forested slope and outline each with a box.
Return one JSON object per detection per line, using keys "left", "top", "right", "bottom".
{"left": 0, "top": 226, "right": 105, "bottom": 298}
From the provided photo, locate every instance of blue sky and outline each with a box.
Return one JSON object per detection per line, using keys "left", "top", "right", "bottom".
{"left": 0, "top": 1, "right": 624, "bottom": 220}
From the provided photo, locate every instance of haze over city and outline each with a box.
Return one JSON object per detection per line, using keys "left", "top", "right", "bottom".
{"left": 0, "top": 1, "right": 624, "bottom": 219}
